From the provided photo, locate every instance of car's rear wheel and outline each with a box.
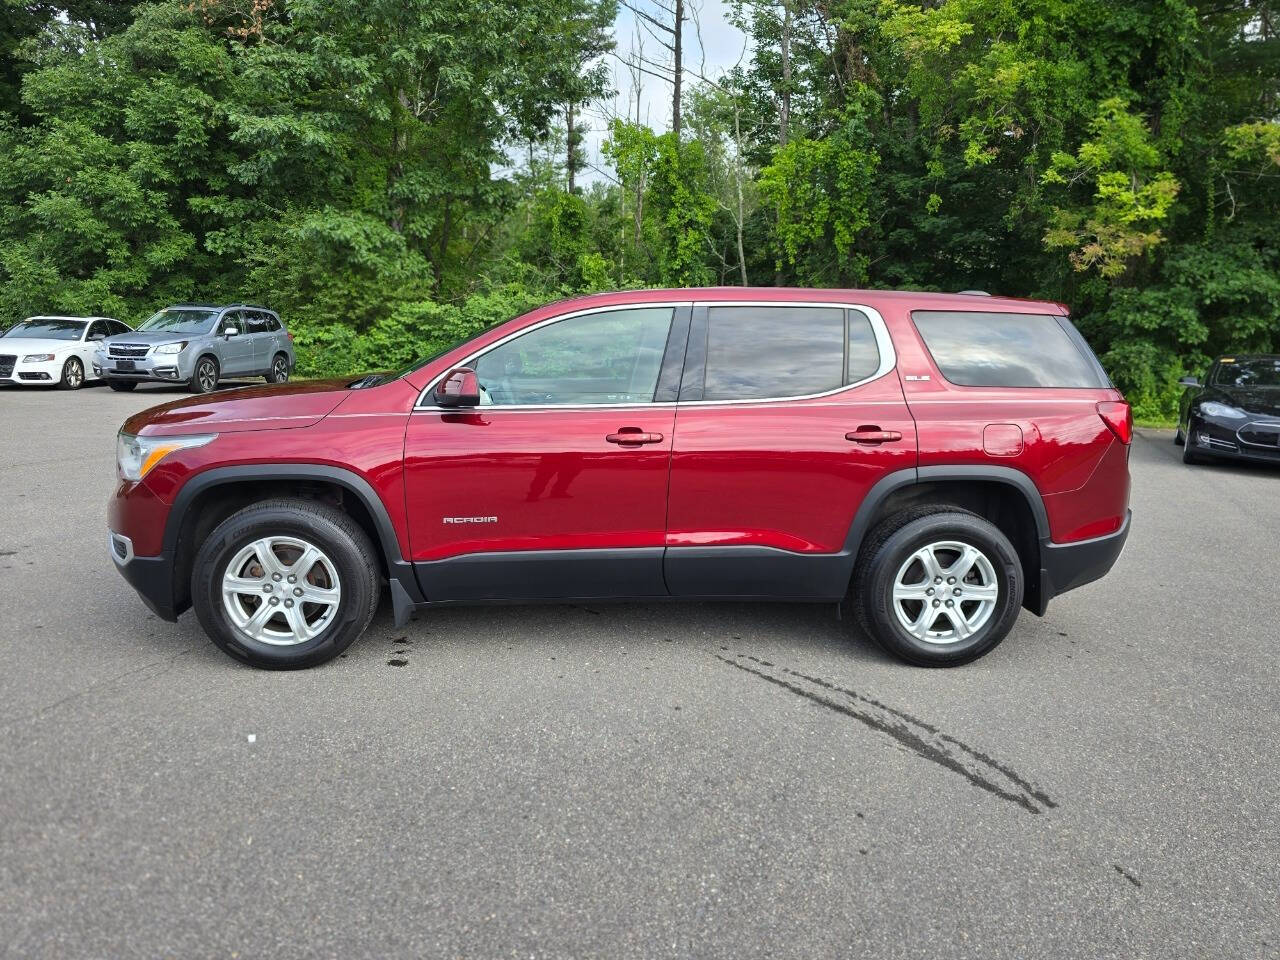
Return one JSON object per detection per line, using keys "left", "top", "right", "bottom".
{"left": 58, "top": 356, "right": 84, "bottom": 390}
{"left": 192, "top": 498, "right": 380, "bottom": 669}
{"left": 852, "top": 507, "right": 1023, "bottom": 667}
{"left": 190, "top": 355, "right": 219, "bottom": 394}
{"left": 266, "top": 352, "right": 290, "bottom": 384}
{"left": 107, "top": 379, "right": 137, "bottom": 392}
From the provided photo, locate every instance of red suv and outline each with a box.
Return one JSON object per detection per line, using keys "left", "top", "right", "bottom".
{"left": 108, "top": 288, "right": 1132, "bottom": 669}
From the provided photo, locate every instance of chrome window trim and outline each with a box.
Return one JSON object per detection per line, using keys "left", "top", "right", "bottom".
{"left": 412, "top": 299, "right": 896, "bottom": 412}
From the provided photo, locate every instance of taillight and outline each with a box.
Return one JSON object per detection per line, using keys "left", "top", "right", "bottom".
{"left": 1097, "top": 401, "right": 1133, "bottom": 445}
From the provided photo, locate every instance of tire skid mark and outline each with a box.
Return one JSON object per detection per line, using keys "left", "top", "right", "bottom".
{"left": 716, "top": 654, "right": 1056, "bottom": 815}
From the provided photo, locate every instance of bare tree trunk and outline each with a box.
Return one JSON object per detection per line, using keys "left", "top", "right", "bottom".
{"left": 779, "top": 0, "right": 791, "bottom": 147}
{"left": 434, "top": 201, "right": 451, "bottom": 294}
{"left": 672, "top": 0, "right": 683, "bottom": 137}
{"left": 734, "top": 103, "right": 748, "bottom": 285}
{"left": 566, "top": 102, "right": 577, "bottom": 193}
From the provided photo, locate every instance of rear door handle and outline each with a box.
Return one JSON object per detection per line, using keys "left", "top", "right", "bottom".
{"left": 606, "top": 428, "right": 665, "bottom": 446}
{"left": 845, "top": 427, "right": 903, "bottom": 445}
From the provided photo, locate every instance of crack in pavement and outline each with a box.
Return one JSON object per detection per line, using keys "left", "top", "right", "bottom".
{"left": 716, "top": 653, "right": 1057, "bottom": 815}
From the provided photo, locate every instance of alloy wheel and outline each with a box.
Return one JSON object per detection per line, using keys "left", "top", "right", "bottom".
{"left": 891, "top": 540, "right": 999, "bottom": 644}
{"left": 273, "top": 357, "right": 289, "bottom": 382}
{"left": 197, "top": 359, "right": 217, "bottom": 391}
{"left": 65, "top": 358, "right": 83, "bottom": 387}
{"left": 221, "top": 536, "right": 342, "bottom": 645}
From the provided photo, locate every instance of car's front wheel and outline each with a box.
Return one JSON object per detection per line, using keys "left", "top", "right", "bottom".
{"left": 190, "top": 355, "right": 219, "bottom": 394}
{"left": 852, "top": 507, "right": 1023, "bottom": 667}
{"left": 191, "top": 498, "right": 380, "bottom": 668}
{"left": 59, "top": 356, "right": 85, "bottom": 390}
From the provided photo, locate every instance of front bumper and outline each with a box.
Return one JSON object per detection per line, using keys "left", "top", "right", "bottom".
{"left": 0, "top": 356, "right": 63, "bottom": 385}
{"left": 109, "top": 531, "right": 181, "bottom": 621}
{"left": 94, "top": 350, "right": 191, "bottom": 384}
{"left": 1188, "top": 416, "right": 1280, "bottom": 464}
{"left": 1033, "top": 510, "right": 1131, "bottom": 615}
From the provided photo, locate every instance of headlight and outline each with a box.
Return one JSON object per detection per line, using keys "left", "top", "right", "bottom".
{"left": 154, "top": 341, "right": 187, "bottom": 355}
{"left": 116, "top": 432, "right": 216, "bottom": 482}
{"left": 1199, "top": 401, "right": 1246, "bottom": 419}
{"left": 22, "top": 353, "right": 55, "bottom": 362}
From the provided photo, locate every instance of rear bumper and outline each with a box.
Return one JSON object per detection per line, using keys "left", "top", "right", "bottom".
{"left": 1033, "top": 510, "right": 1131, "bottom": 614}
{"left": 109, "top": 531, "right": 180, "bottom": 622}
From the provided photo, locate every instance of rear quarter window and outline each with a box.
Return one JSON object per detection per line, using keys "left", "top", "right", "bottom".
{"left": 911, "top": 311, "right": 1106, "bottom": 388}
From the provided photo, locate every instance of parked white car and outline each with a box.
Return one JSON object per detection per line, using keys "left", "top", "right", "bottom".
{"left": 0, "top": 316, "right": 132, "bottom": 389}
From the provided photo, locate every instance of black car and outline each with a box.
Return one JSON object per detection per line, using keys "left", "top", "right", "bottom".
{"left": 1176, "top": 355, "right": 1280, "bottom": 465}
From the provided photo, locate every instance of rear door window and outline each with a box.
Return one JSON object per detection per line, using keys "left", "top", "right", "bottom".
{"left": 911, "top": 311, "right": 1106, "bottom": 388}
{"left": 702, "top": 306, "right": 855, "bottom": 401}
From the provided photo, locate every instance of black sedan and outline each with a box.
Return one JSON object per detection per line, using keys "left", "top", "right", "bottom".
{"left": 1177, "top": 355, "right": 1280, "bottom": 465}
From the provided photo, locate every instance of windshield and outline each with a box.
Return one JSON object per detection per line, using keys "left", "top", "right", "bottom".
{"left": 1212, "top": 357, "right": 1280, "bottom": 388}
{"left": 1, "top": 318, "right": 86, "bottom": 341}
{"left": 138, "top": 308, "right": 219, "bottom": 335}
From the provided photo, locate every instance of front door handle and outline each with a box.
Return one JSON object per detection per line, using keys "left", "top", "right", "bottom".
{"left": 606, "top": 428, "right": 665, "bottom": 446}
{"left": 845, "top": 427, "right": 903, "bottom": 445}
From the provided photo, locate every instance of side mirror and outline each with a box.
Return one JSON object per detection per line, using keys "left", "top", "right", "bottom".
{"left": 223, "top": 326, "right": 238, "bottom": 339}
{"left": 434, "top": 367, "right": 480, "bottom": 408}
{"left": 1178, "top": 376, "right": 1200, "bottom": 388}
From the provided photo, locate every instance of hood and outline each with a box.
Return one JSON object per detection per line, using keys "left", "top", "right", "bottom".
{"left": 0, "top": 337, "right": 83, "bottom": 355}
{"left": 100, "top": 331, "right": 202, "bottom": 349}
{"left": 123, "top": 378, "right": 355, "bottom": 437}
{"left": 1201, "top": 385, "right": 1280, "bottom": 419}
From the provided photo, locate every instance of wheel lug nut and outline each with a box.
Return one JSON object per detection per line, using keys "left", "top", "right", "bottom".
{"left": 932, "top": 599, "right": 940, "bottom": 607}
{"left": 293, "top": 587, "right": 303, "bottom": 597}
{"left": 947, "top": 576, "right": 956, "bottom": 584}
{"left": 263, "top": 584, "right": 272, "bottom": 593}
{"left": 933, "top": 576, "right": 942, "bottom": 584}
{"left": 272, "top": 573, "right": 282, "bottom": 582}
{"left": 945, "top": 599, "right": 954, "bottom": 607}
{"left": 953, "top": 587, "right": 962, "bottom": 596}
{"left": 288, "top": 575, "right": 297, "bottom": 584}
{"left": 269, "top": 597, "right": 279, "bottom": 605}
{"left": 926, "top": 588, "right": 934, "bottom": 596}
{"left": 284, "top": 599, "right": 293, "bottom": 608}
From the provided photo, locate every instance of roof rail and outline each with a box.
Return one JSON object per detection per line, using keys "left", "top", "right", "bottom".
{"left": 957, "top": 290, "right": 992, "bottom": 296}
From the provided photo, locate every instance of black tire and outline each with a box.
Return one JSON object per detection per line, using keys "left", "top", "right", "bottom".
{"left": 851, "top": 506, "right": 1024, "bottom": 667}
{"left": 1181, "top": 420, "right": 1207, "bottom": 464}
{"left": 191, "top": 498, "right": 381, "bottom": 669}
{"left": 190, "top": 355, "right": 219, "bottom": 394}
{"left": 266, "top": 352, "right": 290, "bottom": 383}
{"left": 107, "top": 379, "right": 137, "bottom": 392}
{"left": 1173, "top": 425, "right": 1185, "bottom": 446}
{"left": 58, "top": 356, "right": 85, "bottom": 390}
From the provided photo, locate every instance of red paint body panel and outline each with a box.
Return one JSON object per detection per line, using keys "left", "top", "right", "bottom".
{"left": 403, "top": 407, "right": 676, "bottom": 561}
{"left": 123, "top": 378, "right": 355, "bottom": 437}
{"left": 665, "top": 372, "right": 916, "bottom": 552}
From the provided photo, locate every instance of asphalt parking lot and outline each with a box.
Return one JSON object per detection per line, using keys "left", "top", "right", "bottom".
{"left": 0, "top": 382, "right": 1276, "bottom": 959}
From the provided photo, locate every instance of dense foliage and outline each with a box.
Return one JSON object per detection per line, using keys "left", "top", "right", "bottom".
{"left": 1, "top": 0, "right": 1276, "bottom": 419}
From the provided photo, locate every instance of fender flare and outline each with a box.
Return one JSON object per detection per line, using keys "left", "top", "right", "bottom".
{"left": 163, "top": 464, "right": 426, "bottom": 620}
{"left": 841, "top": 465, "right": 1051, "bottom": 561}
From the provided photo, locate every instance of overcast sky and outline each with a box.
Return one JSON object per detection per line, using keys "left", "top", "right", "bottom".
{"left": 578, "top": 0, "right": 748, "bottom": 184}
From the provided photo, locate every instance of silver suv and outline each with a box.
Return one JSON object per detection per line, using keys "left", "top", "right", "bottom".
{"left": 94, "top": 304, "right": 295, "bottom": 393}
